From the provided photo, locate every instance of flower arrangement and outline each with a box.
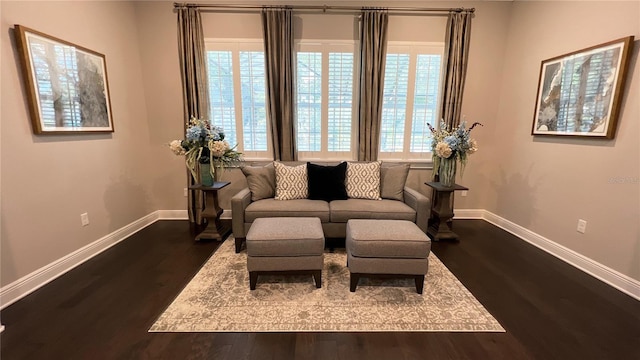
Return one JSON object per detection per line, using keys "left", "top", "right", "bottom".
{"left": 428, "top": 120, "right": 482, "bottom": 185}
{"left": 169, "top": 117, "right": 243, "bottom": 181}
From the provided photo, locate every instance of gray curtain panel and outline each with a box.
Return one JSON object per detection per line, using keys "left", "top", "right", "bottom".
{"left": 262, "top": 7, "right": 297, "bottom": 161}
{"left": 177, "top": 6, "right": 210, "bottom": 223}
{"left": 357, "top": 9, "right": 388, "bottom": 161}
{"left": 441, "top": 11, "right": 473, "bottom": 130}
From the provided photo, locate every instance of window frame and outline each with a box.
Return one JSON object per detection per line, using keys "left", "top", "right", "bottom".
{"left": 295, "top": 40, "right": 359, "bottom": 161}
{"left": 205, "top": 39, "right": 274, "bottom": 161}
{"left": 378, "top": 41, "right": 445, "bottom": 162}
{"left": 204, "top": 39, "right": 444, "bottom": 163}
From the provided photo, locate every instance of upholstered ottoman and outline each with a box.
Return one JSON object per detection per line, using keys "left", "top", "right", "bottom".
{"left": 246, "top": 217, "right": 325, "bottom": 290}
{"left": 346, "top": 219, "right": 431, "bottom": 294}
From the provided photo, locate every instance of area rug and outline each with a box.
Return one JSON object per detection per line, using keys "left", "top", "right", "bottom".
{"left": 150, "top": 237, "right": 504, "bottom": 332}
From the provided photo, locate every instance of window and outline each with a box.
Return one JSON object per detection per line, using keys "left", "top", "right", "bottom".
{"left": 206, "top": 40, "right": 443, "bottom": 162}
{"left": 379, "top": 43, "right": 443, "bottom": 161}
{"left": 206, "top": 40, "right": 272, "bottom": 160}
{"left": 296, "top": 41, "right": 357, "bottom": 160}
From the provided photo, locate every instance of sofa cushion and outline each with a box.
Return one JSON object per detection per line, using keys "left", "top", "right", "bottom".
{"left": 241, "top": 163, "right": 276, "bottom": 201}
{"left": 245, "top": 198, "right": 330, "bottom": 223}
{"left": 345, "top": 161, "right": 381, "bottom": 200}
{"left": 274, "top": 162, "right": 308, "bottom": 200}
{"left": 330, "top": 198, "right": 415, "bottom": 223}
{"left": 380, "top": 163, "right": 410, "bottom": 201}
{"left": 307, "top": 162, "right": 348, "bottom": 201}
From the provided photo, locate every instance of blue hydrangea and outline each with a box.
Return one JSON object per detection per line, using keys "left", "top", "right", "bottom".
{"left": 186, "top": 126, "right": 202, "bottom": 142}
{"left": 444, "top": 135, "right": 459, "bottom": 150}
{"left": 456, "top": 122, "right": 467, "bottom": 137}
{"left": 210, "top": 126, "right": 225, "bottom": 141}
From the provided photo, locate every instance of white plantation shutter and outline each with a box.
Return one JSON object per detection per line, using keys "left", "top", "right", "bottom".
{"left": 207, "top": 50, "right": 236, "bottom": 145}
{"left": 328, "top": 52, "right": 354, "bottom": 152}
{"left": 296, "top": 51, "right": 322, "bottom": 152}
{"left": 205, "top": 40, "right": 444, "bottom": 162}
{"left": 379, "top": 43, "right": 444, "bottom": 160}
{"left": 380, "top": 53, "right": 410, "bottom": 153}
{"left": 411, "top": 54, "right": 442, "bottom": 153}
{"left": 296, "top": 41, "right": 357, "bottom": 160}
{"left": 206, "top": 40, "right": 272, "bottom": 160}
{"left": 239, "top": 51, "right": 268, "bottom": 152}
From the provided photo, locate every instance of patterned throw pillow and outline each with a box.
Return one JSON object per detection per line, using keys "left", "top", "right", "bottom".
{"left": 345, "top": 161, "right": 382, "bottom": 200}
{"left": 274, "top": 162, "right": 308, "bottom": 200}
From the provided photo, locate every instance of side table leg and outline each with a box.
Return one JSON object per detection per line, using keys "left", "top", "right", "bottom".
{"left": 427, "top": 190, "right": 459, "bottom": 241}
{"left": 195, "top": 190, "right": 231, "bottom": 241}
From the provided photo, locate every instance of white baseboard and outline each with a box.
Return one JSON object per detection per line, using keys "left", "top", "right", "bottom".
{"left": 157, "top": 210, "right": 188, "bottom": 220}
{"left": 0, "top": 211, "right": 161, "bottom": 310}
{"left": 482, "top": 210, "right": 640, "bottom": 301}
{"left": 157, "top": 209, "right": 230, "bottom": 220}
{"left": 220, "top": 210, "right": 232, "bottom": 220}
{"left": 453, "top": 209, "right": 485, "bottom": 219}
{"left": 2, "top": 208, "right": 638, "bottom": 312}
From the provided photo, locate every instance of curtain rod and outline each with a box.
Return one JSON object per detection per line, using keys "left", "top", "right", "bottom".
{"left": 173, "top": 3, "right": 475, "bottom": 14}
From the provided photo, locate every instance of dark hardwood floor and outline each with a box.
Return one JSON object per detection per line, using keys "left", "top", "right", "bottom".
{"left": 1, "top": 220, "right": 639, "bottom": 359}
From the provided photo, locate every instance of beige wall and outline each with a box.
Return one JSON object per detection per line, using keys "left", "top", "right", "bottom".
{"left": 137, "top": 0, "right": 512, "bottom": 210}
{"left": 1, "top": 1, "right": 156, "bottom": 285}
{"left": 488, "top": 1, "right": 640, "bottom": 280}
{"left": 3, "top": 0, "right": 638, "bottom": 289}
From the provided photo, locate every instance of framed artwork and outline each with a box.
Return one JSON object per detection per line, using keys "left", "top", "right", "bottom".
{"left": 14, "top": 25, "right": 114, "bottom": 134}
{"left": 532, "top": 36, "right": 634, "bottom": 139}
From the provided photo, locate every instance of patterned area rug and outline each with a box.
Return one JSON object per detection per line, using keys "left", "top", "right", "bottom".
{"left": 150, "top": 238, "right": 504, "bottom": 332}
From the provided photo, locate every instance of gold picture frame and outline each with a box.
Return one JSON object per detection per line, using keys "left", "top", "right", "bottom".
{"left": 531, "top": 36, "right": 634, "bottom": 139}
{"left": 14, "top": 25, "right": 114, "bottom": 134}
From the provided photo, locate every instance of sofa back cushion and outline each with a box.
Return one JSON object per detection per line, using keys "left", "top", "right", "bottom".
{"left": 345, "top": 161, "right": 381, "bottom": 200}
{"left": 241, "top": 163, "right": 276, "bottom": 201}
{"left": 274, "top": 162, "right": 308, "bottom": 200}
{"left": 307, "top": 162, "right": 348, "bottom": 201}
{"left": 380, "top": 163, "right": 410, "bottom": 201}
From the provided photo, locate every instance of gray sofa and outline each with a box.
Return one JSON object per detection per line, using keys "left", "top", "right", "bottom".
{"left": 231, "top": 161, "right": 431, "bottom": 253}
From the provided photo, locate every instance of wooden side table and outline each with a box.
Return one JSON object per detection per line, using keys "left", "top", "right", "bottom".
{"left": 425, "top": 182, "right": 468, "bottom": 241}
{"left": 189, "top": 182, "right": 232, "bottom": 241}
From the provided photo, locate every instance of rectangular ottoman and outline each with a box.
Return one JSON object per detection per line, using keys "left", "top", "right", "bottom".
{"left": 346, "top": 219, "right": 431, "bottom": 294}
{"left": 246, "top": 217, "right": 325, "bottom": 290}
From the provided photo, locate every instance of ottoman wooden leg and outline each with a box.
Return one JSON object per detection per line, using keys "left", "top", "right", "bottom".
{"left": 350, "top": 273, "right": 360, "bottom": 292}
{"left": 415, "top": 275, "right": 425, "bottom": 294}
{"left": 313, "top": 270, "right": 322, "bottom": 288}
{"left": 249, "top": 271, "right": 258, "bottom": 290}
{"left": 235, "top": 237, "right": 245, "bottom": 253}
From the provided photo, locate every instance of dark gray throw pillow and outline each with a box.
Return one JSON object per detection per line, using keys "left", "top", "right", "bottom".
{"left": 380, "top": 163, "right": 410, "bottom": 201}
{"left": 240, "top": 163, "right": 276, "bottom": 201}
{"left": 307, "top": 162, "right": 348, "bottom": 202}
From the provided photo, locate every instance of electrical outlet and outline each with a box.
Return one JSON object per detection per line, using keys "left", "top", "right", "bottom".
{"left": 80, "top": 213, "right": 89, "bottom": 227}
{"left": 461, "top": 190, "right": 468, "bottom": 197}
{"left": 577, "top": 219, "right": 587, "bottom": 234}
{"left": 184, "top": 188, "right": 188, "bottom": 197}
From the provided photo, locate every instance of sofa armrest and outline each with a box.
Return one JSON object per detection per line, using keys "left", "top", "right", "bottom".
{"left": 231, "top": 188, "right": 252, "bottom": 238}
{"left": 403, "top": 187, "right": 430, "bottom": 234}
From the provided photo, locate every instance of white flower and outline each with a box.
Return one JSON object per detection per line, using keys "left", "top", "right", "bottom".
{"left": 468, "top": 139, "right": 478, "bottom": 154}
{"left": 169, "top": 140, "right": 185, "bottom": 155}
{"left": 209, "top": 140, "right": 230, "bottom": 157}
{"left": 435, "top": 142, "right": 452, "bottom": 158}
